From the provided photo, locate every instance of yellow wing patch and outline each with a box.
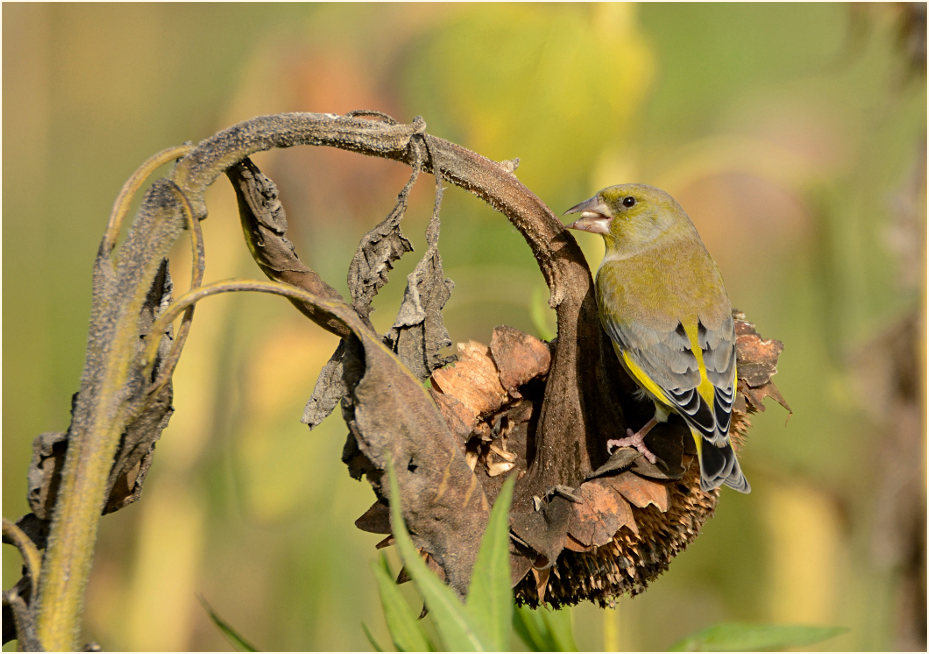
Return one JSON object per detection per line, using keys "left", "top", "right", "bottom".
{"left": 681, "top": 321, "right": 717, "bottom": 408}
{"left": 620, "top": 349, "right": 672, "bottom": 406}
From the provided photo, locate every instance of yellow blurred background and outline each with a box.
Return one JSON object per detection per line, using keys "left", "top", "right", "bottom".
{"left": 3, "top": 3, "right": 925, "bottom": 651}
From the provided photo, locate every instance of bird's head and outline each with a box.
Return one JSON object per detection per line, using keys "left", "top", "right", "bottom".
{"left": 565, "top": 183, "right": 692, "bottom": 253}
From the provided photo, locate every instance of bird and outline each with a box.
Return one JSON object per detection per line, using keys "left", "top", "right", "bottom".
{"left": 565, "top": 183, "right": 749, "bottom": 493}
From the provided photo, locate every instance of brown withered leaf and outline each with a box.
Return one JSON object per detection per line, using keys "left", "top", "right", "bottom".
{"left": 587, "top": 447, "right": 641, "bottom": 479}
{"left": 428, "top": 391, "right": 475, "bottom": 442}
{"left": 489, "top": 325, "right": 552, "bottom": 395}
{"left": 354, "top": 500, "right": 391, "bottom": 535}
{"left": 734, "top": 313, "right": 791, "bottom": 414}
{"left": 347, "top": 164, "right": 416, "bottom": 321}
{"left": 346, "top": 325, "right": 490, "bottom": 597}
{"left": 385, "top": 250, "right": 454, "bottom": 381}
{"left": 228, "top": 158, "right": 360, "bottom": 433}
{"left": 228, "top": 157, "right": 348, "bottom": 335}
{"left": 531, "top": 568, "right": 552, "bottom": 604}
{"left": 509, "top": 495, "right": 573, "bottom": 571}
{"left": 27, "top": 431, "right": 68, "bottom": 521}
{"left": 430, "top": 342, "right": 508, "bottom": 420}
{"left": 509, "top": 543, "right": 535, "bottom": 585}
{"left": 564, "top": 534, "right": 593, "bottom": 553}
{"left": 302, "top": 344, "right": 347, "bottom": 429}
{"left": 601, "top": 472, "right": 670, "bottom": 513}
{"left": 738, "top": 380, "right": 790, "bottom": 415}
{"left": 734, "top": 318, "right": 783, "bottom": 386}
{"left": 228, "top": 158, "right": 354, "bottom": 429}
{"left": 566, "top": 481, "right": 638, "bottom": 548}
{"left": 384, "top": 165, "right": 455, "bottom": 382}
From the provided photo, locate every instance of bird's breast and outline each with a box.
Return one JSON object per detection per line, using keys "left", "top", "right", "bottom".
{"left": 595, "top": 238, "right": 731, "bottom": 331}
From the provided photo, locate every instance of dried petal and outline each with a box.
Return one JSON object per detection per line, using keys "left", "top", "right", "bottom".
{"left": 489, "top": 325, "right": 552, "bottom": 395}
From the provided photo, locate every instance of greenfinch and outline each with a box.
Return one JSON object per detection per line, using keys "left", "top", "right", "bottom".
{"left": 566, "top": 184, "right": 749, "bottom": 493}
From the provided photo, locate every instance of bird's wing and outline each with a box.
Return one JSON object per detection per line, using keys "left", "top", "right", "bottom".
{"left": 602, "top": 311, "right": 736, "bottom": 446}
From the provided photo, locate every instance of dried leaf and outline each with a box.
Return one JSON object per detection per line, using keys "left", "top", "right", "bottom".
{"left": 347, "top": 169, "right": 416, "bottom": 321}
{"left": 509, "top": 548, "right": 534, "bottom": 587}
{"left": 603, "top": 472, "right": 670, "bottom": 513}
{"left": 228, "top": 157, "right": 348, "bottom": 337}
{"left": 428, "top": 391, "right": 476, "bottom": 442}
{"left": 229, "top": 158, "right": 357, "bottom": 430}
{"left": 355, "top": 501, "right": 391, "bottom": 535}
{"left": 27, "top": 431, "right": 68, "bottom": 520}
{"left": 734, "top": 323, "right": 783, "bottom": 386}
{"left": 531, "top": 568, "right": 551, "bottom": 604}
{"left": 734, "top": 313, "right": 791, "bottom": 414}
{"left": 385, "top": 260, "right": 454, "bottom": 381}
{"left": 102, "top": 381, "right": 171, "bottom": 514}
{"left": 489, "top": 325, "right": 552, "bottom": 395}
{"left": 567, "top": 481, "right": 638, "bottom": 547}
{"left": 739, "top": 380, "right": 791, "bottom": 414}
{"left": 343, "top": 324, "right": 490, "bottom": 596}
{"left": 302, "top": 343, "right": 347, "bottom": 428}
{"left": 563, "top": 534, "right": 594, "bottom": 553}
{"left": 587, "top": 447, "right": 641, "bottom": 479}
{"left": 384, "top": 170, "right": 455, "bottom": 381}
{"left": 508, "top": 495, "right": 573, "bottom": 571}
{"left": 430, "top": 342, "right": 508, "bottom": 419}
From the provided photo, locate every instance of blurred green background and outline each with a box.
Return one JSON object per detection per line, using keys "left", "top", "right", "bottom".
{"left": 3, "top": 3, "right": 925, "bottom": 651}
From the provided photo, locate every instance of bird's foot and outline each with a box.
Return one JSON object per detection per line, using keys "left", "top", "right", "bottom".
{"left": 607, "top": 429, "right": 658, "bottom": 464}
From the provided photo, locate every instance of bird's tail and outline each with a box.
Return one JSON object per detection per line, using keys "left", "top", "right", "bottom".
{"left": 695, "top": 431, "right": 751, "bottom": 493}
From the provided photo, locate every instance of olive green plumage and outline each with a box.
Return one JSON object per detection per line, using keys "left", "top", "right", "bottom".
{"left": 566, "top": 183, "right": 749, "bottom": 493}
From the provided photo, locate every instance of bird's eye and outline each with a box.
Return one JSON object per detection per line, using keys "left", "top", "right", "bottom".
{"left": 622, "top": 196, "right": 636, "bottom": 208}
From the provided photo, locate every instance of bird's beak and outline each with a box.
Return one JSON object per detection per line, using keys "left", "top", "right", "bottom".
{"left": 564, "top": 196, "right": 612, "bottom": 235}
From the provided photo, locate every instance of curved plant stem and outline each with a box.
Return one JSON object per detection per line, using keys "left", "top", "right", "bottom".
{"left": 2, "top": 518, "right": 42, "bottom": 585}
{"left": 144, "top": 182, "right": 205, "bottom": 403}
{"left": 140, "top": 278, "right": 358, "bottom": 376}
{"left": 102, "top": 144, "right": 194, "bottom": 255}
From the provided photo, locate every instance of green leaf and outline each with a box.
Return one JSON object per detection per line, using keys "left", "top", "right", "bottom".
{"left": 361, "top": 620, "right": 385, "bottom": 652}
{"left": 464, "top": 475, "right": 516, "bottom": 651}
{"left": 513, "top": 606, "right": 550, "bottom": 651}
{"left": 385, "top": 459, "right": 490, "bottom": 650}
{"left": 198, "top": 594, "right": 258, "bottom": 652}
{"left": 513, "top": 605, "right": 578, "bottom": 652}
{"left": 538, "top": 606, "right": 578, "bottom": 652}
{"left": 371, "top": 554, "right": 432, "bottom": 652}
{"left": 669, "top": 622, "right": 848, "bottom": 652}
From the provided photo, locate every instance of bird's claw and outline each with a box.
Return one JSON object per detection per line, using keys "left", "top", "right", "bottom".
{"left": 607, "top": 428, "right": 658, "bottom": 465}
